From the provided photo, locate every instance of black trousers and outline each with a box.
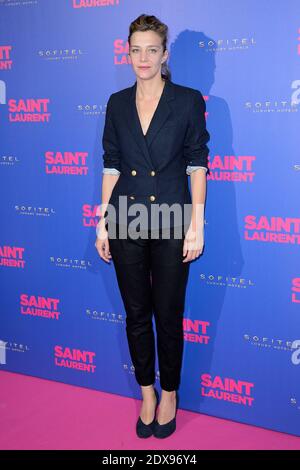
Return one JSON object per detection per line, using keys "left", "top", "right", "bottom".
{"left": 108, "top": 223, "right": 190, "bottom": 392}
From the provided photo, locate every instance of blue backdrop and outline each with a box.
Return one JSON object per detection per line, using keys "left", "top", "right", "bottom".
{"left": 1, "top": 0, "right": 300, "bottom": 439}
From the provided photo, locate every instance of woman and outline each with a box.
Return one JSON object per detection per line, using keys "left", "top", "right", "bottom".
{"left": 95, "top": 14, "right": 210, "bottom": 439}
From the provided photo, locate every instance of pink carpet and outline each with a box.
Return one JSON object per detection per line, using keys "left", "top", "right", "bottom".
{"left": 0, "top": 370, "right": 299, "bottom": 450}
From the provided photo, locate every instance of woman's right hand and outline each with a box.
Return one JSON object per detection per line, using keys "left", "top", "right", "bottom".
{"left": 95, "top": 219, "right": 112, "bottom": 263}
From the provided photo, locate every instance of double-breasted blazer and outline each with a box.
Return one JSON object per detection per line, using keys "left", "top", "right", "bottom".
{"left": 102, "top": 78, "right": 210, "bottom": 230}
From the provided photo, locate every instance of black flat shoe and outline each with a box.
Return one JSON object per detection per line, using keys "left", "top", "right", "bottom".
{"left": 136, "top": 387, "right": 159, "bottom": 438}
{"left": 153, "top": 391, "right": 179, "bottom": 439}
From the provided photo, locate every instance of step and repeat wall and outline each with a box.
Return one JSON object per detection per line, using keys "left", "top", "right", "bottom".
{"left": 1, "top": 0, "right": 299, "bottom": 438}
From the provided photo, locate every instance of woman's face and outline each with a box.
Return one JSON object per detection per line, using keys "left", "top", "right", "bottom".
{"left": 128, "top": 30, "right": 168, "bottom": 81}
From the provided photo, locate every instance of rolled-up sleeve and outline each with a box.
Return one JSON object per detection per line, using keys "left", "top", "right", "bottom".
{"left": 102, "top": 167, "right": 121, "bottom": 175}
{"left": 184, "top": 90, "right": 210, "bottom": 173}
{"left": 102, "top": 94, "right": 121, "bottom": 172}
{"left": 186, "top": 165, "right": 208, "bottom": 175}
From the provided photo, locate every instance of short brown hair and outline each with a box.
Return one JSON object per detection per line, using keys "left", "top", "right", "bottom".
{"left": 128, "top": 13, "right": 171, "bottom": 81}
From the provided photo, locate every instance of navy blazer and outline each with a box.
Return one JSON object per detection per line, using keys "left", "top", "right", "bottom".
{"left": 102, "top": 79, "right": 210, "bottom": 230}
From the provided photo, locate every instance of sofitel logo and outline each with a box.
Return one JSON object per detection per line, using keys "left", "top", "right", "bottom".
{"left": 45, "top": 151, "right": 89, "bottom": 175}
{"left": 207, "top": 155, "right": 256, "bottom": 182}
{"left": 244, "top": 334, "right": 294, "bottom": 351}
{"left": 86, "top": 308, "right": 125, "bottom": 324}
{"left": 0, "top": 45, "right": 12, "bottom": 70}
{"left": 0, "top": 246, "right": 25, "bottom": 268}
{"left": 0, "top": 155, "right": 20, "bottom": 166}
{"left": 199, "top": 37, "right": 256, "bottom": 52}
{"left": 50, "top": 256, "right": 92, "bottom": 269}
{"left": 183, "top": 318, "right": 210, "bottom": 345}
{"left": 0, "top": 0, "right": 38, "bottom": 5}
{"left": 20, "top": 294, "right": 62, "bottom": 320}
{"left": 72, "top": 0, "right": 120, "bottom": 8}
{"left": 77, "top": 102, "right": 106, "bottom": 116}
{"left": 244, "top": 215, "right": 300, "bottom": 244}
{"left": 200, "top": 274, "right": 255, "bottom": 289}
{"left": 8, "top": 98, "right": 51, "bottom": 122}
{"left": 201, "top": 373, "right": 255, "bottom": 406}
{"left": 245, "top": 100, "right": 298, "bottom": 113}
{"left": 38, "top": 49, "right": 84, "bottom": 60}
{"left": 54, "top": 345, "right": 96, "bottom": 373}
{"left": 15, "top": 205, "right": 56, "bottom": 217}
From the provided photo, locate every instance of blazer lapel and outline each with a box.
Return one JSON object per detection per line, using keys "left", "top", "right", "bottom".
{"left": 124, "top": 79, "right": 175, "bottom": 169}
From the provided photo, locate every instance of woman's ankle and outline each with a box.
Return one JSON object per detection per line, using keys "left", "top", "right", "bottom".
{"left": 141, "top": 384, "right": 155, "bottom": 399}
{"left": 161, "top": 389, "right": 176, "bottom": 400}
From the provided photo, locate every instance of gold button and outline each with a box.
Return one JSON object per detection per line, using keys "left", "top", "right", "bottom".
{"left": 150, "top": 170, "right": 155, "bottom": 176}
{"left": 149, "top": 195, "right": 156, "bottom": 202}
{"left": 131, "top": 170, "right": 137, "bottom": 176}
{"left": 129, "top": 195, "right": 135, "bottom": 200}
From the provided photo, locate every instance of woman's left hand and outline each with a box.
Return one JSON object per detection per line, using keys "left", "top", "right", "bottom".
{"left": 182, "top": 221, "right": 204, "bottom": 262}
